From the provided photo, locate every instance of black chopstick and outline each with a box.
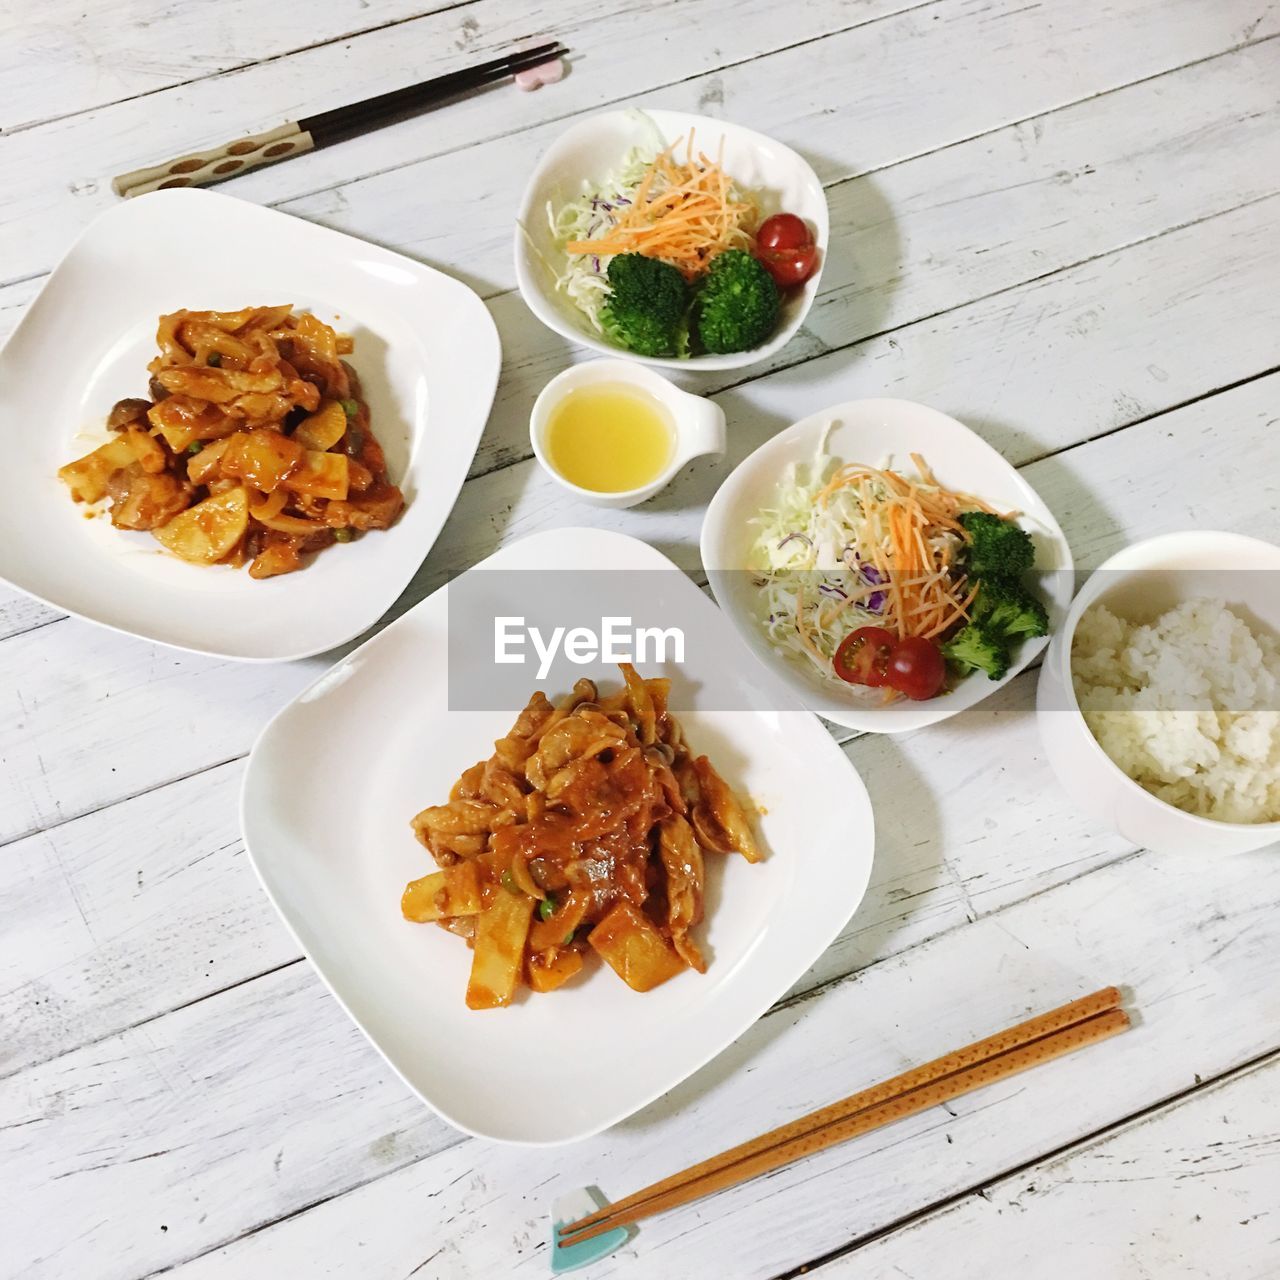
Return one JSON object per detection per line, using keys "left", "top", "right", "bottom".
{"left": 112, "top": 42, "right": 569, "bottom": 198}
{"left": 302, "top": 42, "right": 567, "bottom": 146}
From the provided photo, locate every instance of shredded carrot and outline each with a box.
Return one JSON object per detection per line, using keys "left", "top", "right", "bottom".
{"left": 814, "top": 461, "right": 1014, "bottom": 641}
{"left": 565, "top": 133, "right": 757, "bottom": 280}
{"left": 794, "top": 583, "right": 830, "bottom": 665}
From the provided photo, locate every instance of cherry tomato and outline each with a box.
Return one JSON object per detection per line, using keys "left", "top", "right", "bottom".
{"left": 757, "top": 213, "right": 812, "bottom": 252}
{"left": 884, "top": 636, "right": 947, "bottom": 701}
{"left": 833, "top": 626, "right": 897, "bottom": 687}
{"left": 755, "top": 213, "right": 819, "bottom": 288}
{"left": 756, "top": 243, "right": 819, "bottom": 289}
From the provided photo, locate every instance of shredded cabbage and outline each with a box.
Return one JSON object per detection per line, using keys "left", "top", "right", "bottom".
{"left": 546, "top": 150, "right": 654, "bottom": 334}
{"left": 747, "top": 429, "right": 965, "bottom": 683}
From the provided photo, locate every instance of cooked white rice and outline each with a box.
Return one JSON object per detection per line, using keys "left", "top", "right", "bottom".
{"left": 1071, "top": 597, "right": 1280, "bottom": 824}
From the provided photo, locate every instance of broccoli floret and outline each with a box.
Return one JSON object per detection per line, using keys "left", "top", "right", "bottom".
{"left": 600, "top": 254, "right": 689, "bottom": 357}
{"left": 941, "top": 623, "right": 1011, "bottom": 681}
{"left": 958, "top": 511, "right": 1036, "bottom": 580}
{"left": 973, "top": 577, "right": 1049, "bottom": 639}
{"left": 694, "top": 250, "right": 780, "bottom": 354}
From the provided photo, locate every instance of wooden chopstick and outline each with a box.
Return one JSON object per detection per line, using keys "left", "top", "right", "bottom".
{"left": 560, "top": 986, "right": 1120, "bottom": 1241}
{"left": 112, "top": 42, "right": 568, "bottom": 198}
{"left": 558, "top": 987, "right": 1127, "bottom": 1248}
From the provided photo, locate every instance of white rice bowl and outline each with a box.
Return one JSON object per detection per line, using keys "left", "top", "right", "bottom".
{"left": 1071, "top": 598, "right": 1280, "bottom": 824}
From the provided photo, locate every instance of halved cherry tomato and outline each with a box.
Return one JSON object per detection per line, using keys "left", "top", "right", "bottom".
{"left": 757, "top": 243, "right": 819, "bottom": 289}
{"left": 755, "top": 213, "right": 819, "bottom": 288}
{"left": 757, "top": 213, "right": 812, "bottom": 252}
{"left": 833, "top": 626, "right": 897, "bottom": 687}
{"left": 884, "top": 636, "right": 946, "bottom": 701}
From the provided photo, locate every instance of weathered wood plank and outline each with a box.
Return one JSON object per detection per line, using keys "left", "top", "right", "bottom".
{"left": 0, "top": 760, "right": 293, "bottom": 1079}
{"left": 4, "top": 1, "right": 1276, "bottom": 290}
{"left": 0, "top": 274, "right": 40, "bottom": 343}
{"left": 0, "top": 590, "right": 62, "bottom": 643}
{"left": 0, "top": 1, "right": 476, "bottom": 130}
{"left": 149, "top": 832, "right": 1280, "bottom": 1280}
{"left": 0, "top": 962, "right": 460, "bottom": 1280}
{"left": 815, "top": 1052, "right": 1280, "bottom": 1279}
{"left": 0, "top": 626, "right": 326, "bottom": 847}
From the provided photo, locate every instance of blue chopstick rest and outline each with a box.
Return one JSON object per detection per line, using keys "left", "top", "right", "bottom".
{"left": 551, "top": 1187, "right": 629, "bottom": 1273}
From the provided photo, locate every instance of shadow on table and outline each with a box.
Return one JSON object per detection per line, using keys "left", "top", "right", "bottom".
{"left": 827, "top": 735, "right": 947, "bottom": 965}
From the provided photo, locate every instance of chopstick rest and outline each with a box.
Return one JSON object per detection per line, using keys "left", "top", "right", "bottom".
{"left": 551, "top": 1188, "right": 628, "bottom": 1273}
{"left": 516, "top": 57, "right": 566, "bottom": 91}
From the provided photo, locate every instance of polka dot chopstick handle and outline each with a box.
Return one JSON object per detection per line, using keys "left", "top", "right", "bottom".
{"left": 111, "top": 123, "right": 314, "bottom": 198}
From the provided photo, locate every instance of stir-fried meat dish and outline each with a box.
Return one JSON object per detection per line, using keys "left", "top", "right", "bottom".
{"left": 403, "top": 664, "right": 763, "bottom": 1009}
{"left": 58, "top": 306, "right": 403, "bottom": 578}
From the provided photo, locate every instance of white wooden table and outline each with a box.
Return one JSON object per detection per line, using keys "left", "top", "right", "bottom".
{"left": 3, "top": 2, "right": 1279, "bottom": 1277}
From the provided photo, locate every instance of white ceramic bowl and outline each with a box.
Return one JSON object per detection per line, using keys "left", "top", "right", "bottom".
{"left": 513, "top": 108, "right": 829, "bottom": 371}
{"left": 1037, "top": 531, "right": 1280, "bottom": 856}
{"left": 700, "top": 398, "right": 1074, "bottom": 734}
{"left": 529, "top": 358, "right": 725, "bottom": 508}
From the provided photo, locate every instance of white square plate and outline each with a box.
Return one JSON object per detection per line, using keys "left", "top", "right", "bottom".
{"left": 0, "top": 189, "right": 500, "bottom": 661}
{"left": 241, "top": 527, "right": 875, "bottom": 1145}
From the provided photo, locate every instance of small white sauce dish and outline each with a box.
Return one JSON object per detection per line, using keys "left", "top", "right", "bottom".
{"left": 1036, "top": 531, "right": 1280, "bottom": 857}
{"left": 701, "top": 398, "right": 1073, "bottom": 734}
{"left": 530, "top": 358, "right": 725, "bottom": 509}
{"left": 514, "top": 107, "right": 829, "bottom": 371}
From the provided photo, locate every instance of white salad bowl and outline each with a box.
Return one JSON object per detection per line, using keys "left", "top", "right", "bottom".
{"left": 1036, "top": 531, "right": 1280, "bottom": 857}
{"left": 700, "top": 398, "right": 1074, "bottom": 734}
{"left": 514, "top": 107, "right": 829, "bottom": 371}
{"left": 0, "top": 189, "right": 500, "bottom": 662}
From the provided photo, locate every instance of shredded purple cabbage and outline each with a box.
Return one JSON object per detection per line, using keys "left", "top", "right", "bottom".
{"left": 866, "top": 590, "right": 887, "bottom": 613}
{"left": 777, "top": 532, "right": 812, "bottom": 551}
{"left": 818, "top": 584, "right": 846, "bottom": 600}
{"left": 839, "top": 546, "right": 885, "bottom": 584}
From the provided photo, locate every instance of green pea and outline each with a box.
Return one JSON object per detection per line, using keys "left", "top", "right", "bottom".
{"left": 339, "top": 398, "right": 359, "bottom": 418}
{"left": 186, "top": 441, "right": 203, "bottom": 455}
{"left": 206, "top": 352, "right": 222, "bottom": 367}
{"left": 333, "top": 528, "right": 352, "bottom": 543}
{"left": 538, "top": 894, "right": 557, "bottom": 921}
{"left": 499, "top": 870, "right": 519, "bottom": 895}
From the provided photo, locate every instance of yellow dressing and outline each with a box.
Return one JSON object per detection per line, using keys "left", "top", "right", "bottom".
{"left": 544, "top": 384, "right": 675, "bottom": 493}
